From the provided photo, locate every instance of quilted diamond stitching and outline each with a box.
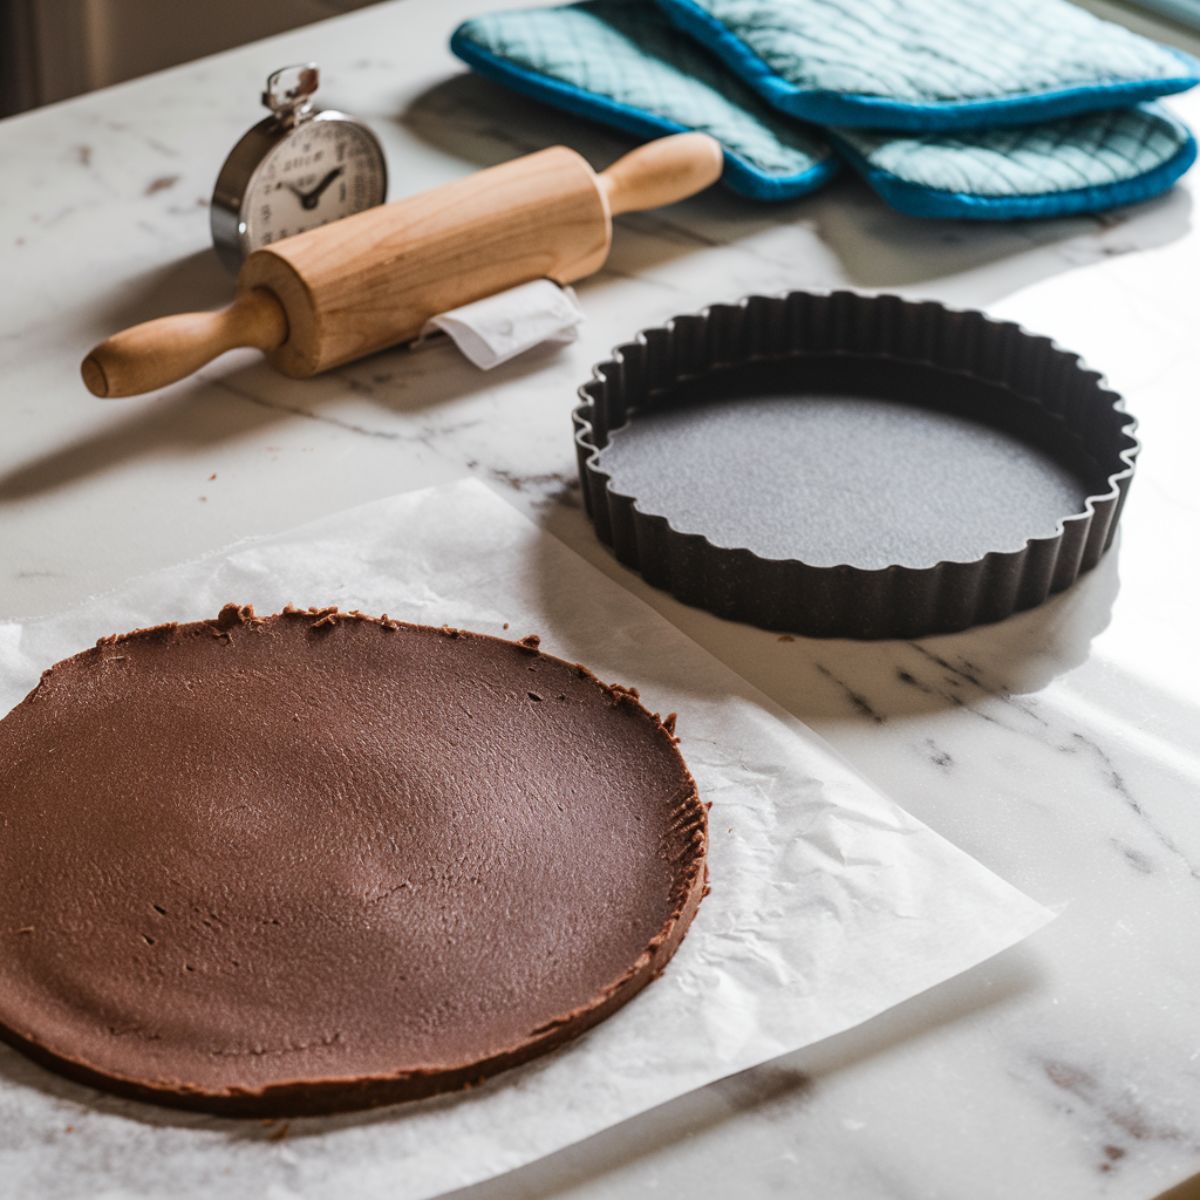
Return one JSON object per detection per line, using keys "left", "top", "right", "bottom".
{"left": 838, "top": 105, "right": 1190, "bottom": 196}
{"left": 455, "top": 1, "right": 1193, "bottom": 215}
{"left": 671, "top": 0, "right": 1190, "bottom": 104}
{"left": 456, "top": 2, "right": 832, "bottom": 177}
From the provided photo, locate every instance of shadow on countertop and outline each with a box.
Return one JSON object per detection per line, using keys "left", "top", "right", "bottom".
{"left": 529, "top": 485, "right": 1123, "bottom": 719}
{"left": 0, "top": 237, "right": 572, "bottom": 504}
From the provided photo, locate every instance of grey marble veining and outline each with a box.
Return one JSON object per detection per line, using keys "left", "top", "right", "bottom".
{"left": 2, "top": 1, "right": 1200, "bottom": 1197}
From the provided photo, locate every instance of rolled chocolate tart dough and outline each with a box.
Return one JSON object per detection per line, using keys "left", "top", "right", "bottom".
{"left": 0, "top": 605, "right": 707, "bottom": 1116}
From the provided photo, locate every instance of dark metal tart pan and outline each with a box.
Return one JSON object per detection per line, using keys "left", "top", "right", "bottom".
{"left": 572, "top": 291, "right": 1138, "bottom": 639}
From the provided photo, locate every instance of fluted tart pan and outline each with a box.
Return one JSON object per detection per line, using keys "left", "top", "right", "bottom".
{"left": 573, "top": 291, "right": 1137, "bottom": 639}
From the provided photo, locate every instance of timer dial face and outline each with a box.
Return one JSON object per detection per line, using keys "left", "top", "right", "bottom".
{"left": 240, "top": 115, "right": 385, "bottom": 255}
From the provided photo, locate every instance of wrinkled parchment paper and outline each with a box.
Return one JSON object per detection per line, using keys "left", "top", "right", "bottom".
{"left": 0, "top": 480, "right": 1051, "bottom": 1200}
{"left": 419, "top": 280, "right": 584, "bottom": 368}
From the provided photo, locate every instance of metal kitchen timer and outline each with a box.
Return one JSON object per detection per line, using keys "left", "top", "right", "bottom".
{"left": 210, "top": 64, "right": 387, "bottom": 271}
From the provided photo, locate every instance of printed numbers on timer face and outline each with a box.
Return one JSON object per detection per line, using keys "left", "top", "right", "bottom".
{"left": 210, "top": 65, "right": 388, "bottom": 271}
{"left": 247, "top": 119, "right": 385, "bottom": 248}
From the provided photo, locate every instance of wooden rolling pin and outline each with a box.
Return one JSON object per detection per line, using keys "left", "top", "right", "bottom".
{"left": 82, "top": 132, "right": 723, "bottom": 397}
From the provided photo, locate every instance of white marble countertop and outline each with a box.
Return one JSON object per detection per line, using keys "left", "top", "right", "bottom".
{"left": 2, "top": 2, "right": 1199, "bottom": 1197}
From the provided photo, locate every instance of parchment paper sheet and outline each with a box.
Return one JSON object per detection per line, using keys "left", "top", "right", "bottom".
{"left": 419, "top": 280, "right": 584, "bottom": 367}
{"left": 0, "top": 480, "right": 1051, "bottom": 1200}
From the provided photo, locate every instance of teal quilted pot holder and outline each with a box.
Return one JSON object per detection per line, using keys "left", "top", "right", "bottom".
{"left": 833, "top": 104, "right": 1196, "bottom": 218}
{"left": 452, "top": 1, "right": 1196, "bottom": 218}
{"left": 450, "top": 1, "right": 839, "bottom": 199}
{"left": 656, "top": 0, "right": 1200, "bottom": 131}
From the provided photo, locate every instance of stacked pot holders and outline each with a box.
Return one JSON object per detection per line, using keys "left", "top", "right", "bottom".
{"left": 451, "top": 0, "right": 1199, "bottom": 217}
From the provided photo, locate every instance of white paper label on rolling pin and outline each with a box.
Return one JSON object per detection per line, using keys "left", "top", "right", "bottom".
{"left": 418, "top": 279, "right": 584, "bottom": 370}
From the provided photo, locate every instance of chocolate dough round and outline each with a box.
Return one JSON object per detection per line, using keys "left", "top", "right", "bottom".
{"left": 0, "top": 606, "right": 706, "bottom": 1116}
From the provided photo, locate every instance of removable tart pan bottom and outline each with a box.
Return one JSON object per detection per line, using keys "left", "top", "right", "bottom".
{"left": 574, "top": 292, "right": 1137, "bottom": 639}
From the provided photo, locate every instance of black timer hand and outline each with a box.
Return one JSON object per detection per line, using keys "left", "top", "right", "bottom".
{"left": 293, "top": 166, "right": 344, "bottom": 211}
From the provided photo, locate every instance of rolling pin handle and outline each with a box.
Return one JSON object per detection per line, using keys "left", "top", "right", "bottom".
{"left": 597, "top": 132, "right": 724, "bottom": 217}
{"left": 81, "top": 288, "right": 288, "bottom": 399}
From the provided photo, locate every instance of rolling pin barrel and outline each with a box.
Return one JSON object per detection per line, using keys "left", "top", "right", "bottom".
{"left": 82, "top": 132, "right": 724, "bottom": 398}
{"left": 242, "top": 143, "right": 613, "bottom": 380}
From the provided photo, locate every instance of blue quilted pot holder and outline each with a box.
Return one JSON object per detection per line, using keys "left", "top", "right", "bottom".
{"left": 656, "top": 0, "right": 1200, "bottom": 131}
{"left": 450, "top": 1, "right": 839, "bottom": 200}
{"left": 833, "top": 103, "right": 1197, "bottom": 219}
{"left": 452, "top": 1, "right": 1197, "bottom": 219}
